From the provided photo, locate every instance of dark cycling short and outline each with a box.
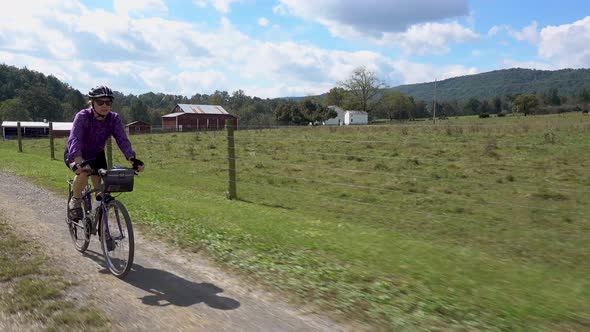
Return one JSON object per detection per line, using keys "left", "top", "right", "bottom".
{"left": 63, "top": 149, "right": 108, "bottom": 170}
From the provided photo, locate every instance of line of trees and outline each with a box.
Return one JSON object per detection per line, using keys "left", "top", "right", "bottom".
{"left": 2, "top": 64, "right": 589, "bottom": 128}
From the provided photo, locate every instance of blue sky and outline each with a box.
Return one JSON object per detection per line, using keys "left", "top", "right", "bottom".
{"left": 1, "top": 0, "right": 589, "bottom": 99}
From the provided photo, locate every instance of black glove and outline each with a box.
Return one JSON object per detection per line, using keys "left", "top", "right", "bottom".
{"left": 129, "top": 157, "right": 144, "bottom": 170}
{"left": 71, "top": 163, "right": 81, "bottom": 173}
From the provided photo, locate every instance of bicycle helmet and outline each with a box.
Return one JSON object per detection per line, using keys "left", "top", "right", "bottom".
{"left": 88, "top": 85, "right": 114, "bottom": 99}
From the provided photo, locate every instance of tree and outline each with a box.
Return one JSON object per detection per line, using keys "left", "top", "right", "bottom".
{"left": 493, "top": 97, "right": 502, "bottom": 114}
{"left": 18, "top": 87, "right": 64, "bottom": 121}
{"left": 512, "top": 94, "right": 538, "bottom": 115}
{"left": 479, "top": 100, "right": 493, "bottom": 114}
{"left": 324, "top": 87, "right": 348, "bottom": 107}
{"left": 210, "top": 90, "right": 230, "bottom": 107}
{"left": 299, "top": 98, "right": 336, "bottom": 124}
{"left": 543, "top": 88, "right": 562, "bottom": 106}
{"left": 230, "top": 89, "right": 249, "bottom": 111}
{"left": 0, "top": 98, "right": 31, "bottom": 121}
{"left": 273, "top": 103, "right": 298, "bottom": 125}
{"left": 464, "top": 97, "right": 481, "bottom": 115}
{"left": 338, "top": 66, "right": 386, "bottom": 113}
{"left": 130, "top": 99, "right": 150, "bottom": 123}
{"left": 381, "top": 90, "right": 412, "bottom": 120}
{"left": 413, "top": 100, "right": 430, "bottom": 118}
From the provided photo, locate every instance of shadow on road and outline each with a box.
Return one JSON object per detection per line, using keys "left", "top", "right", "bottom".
{"left": 83, "top": 250, "right": 240, "bottom": 310}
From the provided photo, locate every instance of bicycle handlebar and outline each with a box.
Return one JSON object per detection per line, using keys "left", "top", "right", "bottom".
{"left": 78, "top": 158, "right": 141, "bottom": 175}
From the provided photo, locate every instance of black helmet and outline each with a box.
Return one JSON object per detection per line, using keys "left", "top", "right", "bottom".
{"left": 88, "top": 85, "right": 114, "bottom": 99}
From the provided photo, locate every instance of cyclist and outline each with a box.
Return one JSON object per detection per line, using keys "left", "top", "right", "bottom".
{"left": 64, "top": 85, "right": 145, "bottom": 220}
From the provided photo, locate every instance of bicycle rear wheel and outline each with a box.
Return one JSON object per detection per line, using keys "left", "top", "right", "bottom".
{"left": 66, "top": 188, "right": 90, "bottom": 252}
{"left": 100, "top": 199, "right": 134, "bottom": 278}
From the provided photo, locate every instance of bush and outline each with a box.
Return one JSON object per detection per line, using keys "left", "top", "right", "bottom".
{"left": 479, "top": 113, "right": 490, "bottom": 118}
{"left": 497, "top": 113, "right": 506, "bottom": 117}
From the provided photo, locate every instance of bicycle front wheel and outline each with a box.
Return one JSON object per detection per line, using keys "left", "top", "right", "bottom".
{"left": 100, "top": 199, "right": 134, "bottom": 278}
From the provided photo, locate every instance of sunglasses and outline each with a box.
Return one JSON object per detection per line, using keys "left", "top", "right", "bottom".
{"left": 94, "top": 100, "right": 113, "bottom": 106}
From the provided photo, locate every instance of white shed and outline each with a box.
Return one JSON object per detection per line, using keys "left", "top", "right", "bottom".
{"left": 344, "top": 111, "right": 368, "bottom": 125}
{"left": 324, "top": 106, "right": 346, "bottom": 125}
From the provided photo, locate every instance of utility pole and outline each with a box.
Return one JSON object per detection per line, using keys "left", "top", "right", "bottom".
{"left": 432, "top": 78, "right": 437, "bottom": 124}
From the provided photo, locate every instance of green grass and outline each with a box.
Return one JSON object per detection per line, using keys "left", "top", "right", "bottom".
{"left": 1, "top": 113, "right": 589, "bottom": 331}
{"left": 0, "top": 218, "right": 108, "bottom": 331}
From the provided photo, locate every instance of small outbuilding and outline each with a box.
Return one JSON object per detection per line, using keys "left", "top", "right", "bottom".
{"left": 344, "top": 110, "right": 368, "bottom": 125}
{"left": 162, "top": 104, "right": 236, "bottom": 131}
{"left": 1, "top": 121, "right": 72, "bottom": 139}
{"left": 324, "top": 106, "right": 368, "bottom": 125}
{"left": 125, "top": 121, "right": 151, "bottom": 135}
{"left": 325, "top": 106, "right": 346, "bottom": 125}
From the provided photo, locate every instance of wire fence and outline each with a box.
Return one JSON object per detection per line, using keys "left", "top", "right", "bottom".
{"left": 5, "top": 115, "right": 589, "bottom": 227}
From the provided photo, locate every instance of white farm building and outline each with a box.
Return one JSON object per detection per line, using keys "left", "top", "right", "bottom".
{"left": 325, "top": 106, "right": 368, "bottom": 125}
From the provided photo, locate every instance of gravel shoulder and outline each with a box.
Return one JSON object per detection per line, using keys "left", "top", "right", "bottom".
{"left": 0, "top": 171, "right": 346, "bottom": 331}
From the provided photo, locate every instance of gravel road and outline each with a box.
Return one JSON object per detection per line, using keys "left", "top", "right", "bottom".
{"left": 0, "top": 171, "right": 346, "bottom": 331}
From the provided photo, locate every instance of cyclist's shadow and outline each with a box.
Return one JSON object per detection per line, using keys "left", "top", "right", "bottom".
{"left": 84, "top": 250, "right": 240, "bottom": 310}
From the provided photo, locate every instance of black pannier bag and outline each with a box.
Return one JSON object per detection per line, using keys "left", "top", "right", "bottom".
{"left": 101, "top": 169, "right": 135, "bottom": 192}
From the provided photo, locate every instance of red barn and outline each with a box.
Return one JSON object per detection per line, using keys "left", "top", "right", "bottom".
{"left": 126, "top": 121, "right": 151, "bottom": 135}
{"left": 162, "top": 104, "right": 236, "bottom": 131}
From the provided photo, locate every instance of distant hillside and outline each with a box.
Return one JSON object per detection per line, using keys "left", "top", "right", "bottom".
{"left": 391, "top": 68, "right": 590, "bottom": 102}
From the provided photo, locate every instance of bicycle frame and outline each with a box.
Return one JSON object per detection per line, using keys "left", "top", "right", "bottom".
{"left": 67, "top": 178, "right": 128, "bottom": 245}
{"left": 67, "top": 166, "right": 137, "bottom": 277}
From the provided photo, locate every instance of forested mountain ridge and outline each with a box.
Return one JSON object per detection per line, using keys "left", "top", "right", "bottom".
{"left": 392, "top": 68, "right": 590, "bottom": 102}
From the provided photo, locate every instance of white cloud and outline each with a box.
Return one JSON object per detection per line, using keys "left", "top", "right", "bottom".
{"left": 510, "top": 21, "right": 539, "bottom": 44}
{"left": 388, "top": 60, "right": 478, "bottom": 85}
{"left": 276, "top": 0, "right": 469, "bottom": 35}
{"left": 0, "top": 0, "right": 482, "bottom": 98}
{"left": 113, "top": 0, "right": 168, "bottom": 17}
{"left": 276, "top": 0, "right": 475, "bottom": 52}
{"left": 194, "top": 0, "right": 240, "bottom": 13}
{"left": 537, "top": 16, "right": 590, "bottom": 68}
{"left": 193, "top": 0, "right": 207, "bottom": 8}
{"left": 258, "top": 17, "right": 270, "bottom": 27}
{"left": 380, "top": 22, "right": 480, "bottom": 55}
{"left": 487, "top": 25, "right": 509, "bottom": 37}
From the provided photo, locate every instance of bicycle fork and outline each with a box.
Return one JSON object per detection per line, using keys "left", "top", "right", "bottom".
{"left": 99, "top": 198, "right": 126, "bottom": 251}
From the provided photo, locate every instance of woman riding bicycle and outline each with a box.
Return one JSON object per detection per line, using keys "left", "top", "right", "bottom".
{"left": 65, "top": 85, "right": 145, "bottom": 220}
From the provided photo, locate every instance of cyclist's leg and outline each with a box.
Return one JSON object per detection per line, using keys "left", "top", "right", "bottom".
{"left": 65, "top": 150, "right": 87, "bottom": 219}
{"left": 72, "top": 173, "right": 89, "bottom": 198}
{"left": 64, "top": 149, "right": 89, "bottom": 199}
{"left": 89, "top": 150, "right": 108, "bottom": 200}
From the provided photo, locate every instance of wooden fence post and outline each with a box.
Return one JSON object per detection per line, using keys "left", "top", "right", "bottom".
{"left": 49, "top": 122, "right": 55, "bottom": 160}
{"left": 107, "top": 137, "right": 113, "bottom": 168}
{"left": 226, "top": 118, "right": 237, "bottom": 200}
{"left": 17, "top": 122, "right": 23, "bottom": 153}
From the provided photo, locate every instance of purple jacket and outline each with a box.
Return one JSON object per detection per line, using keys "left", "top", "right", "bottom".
{"left": 65, "top": 108, "right": 135, "bottom": 163}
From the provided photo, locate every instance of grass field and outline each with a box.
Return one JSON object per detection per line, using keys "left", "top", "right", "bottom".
{"left": 1, "top": 113, "right": 589, "bottom": 331}
{"left": 0, "top": 217, "right": 108, "bottom": 331}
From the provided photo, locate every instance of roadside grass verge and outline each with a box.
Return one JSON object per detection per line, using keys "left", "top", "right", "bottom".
{"left": 1, "top": 113, "right": 589, "bottom": 330}
{"left": 0, "top": 217, "right": 108, "bottom": 331}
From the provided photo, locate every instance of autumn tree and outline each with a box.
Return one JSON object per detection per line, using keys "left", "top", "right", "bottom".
{"left": 512, "top": 94, "right": 538, "bottom": 116}
{"left": 338, "top": 66, "right": 386, "bottom": 113}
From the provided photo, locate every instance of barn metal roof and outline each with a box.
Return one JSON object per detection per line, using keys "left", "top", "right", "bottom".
{"left": 161, "top": 113, "right": 184, "bottom": 118}
{"left": 176, "top": 104, "right": 229, "bottom": 115}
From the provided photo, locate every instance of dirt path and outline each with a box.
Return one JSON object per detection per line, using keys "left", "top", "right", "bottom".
{"left": 0, "top": 171, "right": 345, "bottom": 331}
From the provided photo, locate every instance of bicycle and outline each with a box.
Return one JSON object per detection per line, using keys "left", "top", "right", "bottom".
{"left": 66, "top": 163, "right": 138, "bottom": 278}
